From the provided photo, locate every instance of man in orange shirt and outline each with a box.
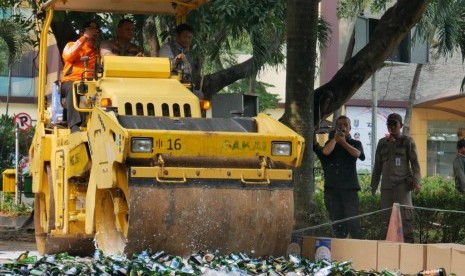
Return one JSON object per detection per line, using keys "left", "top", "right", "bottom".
{"left": 61, "top": 21, "right": 100, "bottom": 133}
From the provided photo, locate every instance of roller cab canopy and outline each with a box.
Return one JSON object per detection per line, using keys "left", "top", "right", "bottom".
{"left": 42, "top": 0, "right": 208, "bottom": 17}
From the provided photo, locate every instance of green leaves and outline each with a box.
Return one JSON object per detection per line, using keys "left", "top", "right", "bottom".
{"left": 221, "top": 79, "right": 280, "bottom": 112}
{"left": 306, "top": 174, "right": 465, "bottom": 244}
{"left": 0, "top": 115, "right": 15, "bottom": 174}
{"left": 415, "top": 0, "right": 465, "bottom": 94}
{"left": 188, "top": 0, "right": 287, "bottom": 71}
{"left": 317, "top": 17, "right": 332, "bottom": 53}
{"left": 337, "top": 0, "right": 391, "bottom": 18}
{"left": 0, "top": 19, "right": 22, "bottom": 66}
{"left": 0, "top": 4, "right": 35, "bottom": 75}
{"left": 0, "top": 193, "right": 33, "bottom": 216}
{"left": 415, "top": 0, "right": 465, "bottom": 59}
{"left": 0, "top": 114, "right": 34, "bottom": 175}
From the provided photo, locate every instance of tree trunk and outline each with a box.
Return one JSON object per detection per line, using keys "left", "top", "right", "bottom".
{"left": 403, "top": 63, "right": 423, "bottom": 136}
{"left": 143, "top": 15, "right": 160, "bottom": 57}
{"left": 6, "top": 67, "right": 12, "bottom": 116}
{"left": 282, "top": 0, "right": 319, "bottom": 230}
{"left": 249, "top": 71, "right": 258, "bottom": 94}
{"left": 200, "top": 31, "right": 283, "bottom": 99}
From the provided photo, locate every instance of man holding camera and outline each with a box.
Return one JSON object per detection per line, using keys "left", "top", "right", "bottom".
{"left": 314, "top": 115, "right": 365, "bottom": 239}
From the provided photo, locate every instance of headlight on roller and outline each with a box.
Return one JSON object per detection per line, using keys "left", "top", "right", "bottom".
{"left": 131, "top": 138, "right": 153, "bottom": 153}
{"left": 271, "top": 142, "right": 292, "bottom": 156}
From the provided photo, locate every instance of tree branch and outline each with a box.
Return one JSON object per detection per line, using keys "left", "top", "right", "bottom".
{"left": 313, "top": 0, "right": 430, "bottom": 125}
{"left": 201, "top": 57, "right": 255, "bottom": 99}
{"left": 200, "top": 31, "right": 283, "bottom": 99}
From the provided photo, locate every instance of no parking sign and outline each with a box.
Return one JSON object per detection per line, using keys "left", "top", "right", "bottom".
{"left": 13, "top": 112, "right": 33, "bottom": 131}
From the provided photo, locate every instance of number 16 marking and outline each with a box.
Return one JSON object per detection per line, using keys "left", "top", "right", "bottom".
{"left": 167, "top": 139, "right": 182, "bottom": 150}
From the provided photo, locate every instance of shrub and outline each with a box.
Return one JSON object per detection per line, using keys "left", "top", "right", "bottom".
{"left": 0, "top": 193, "right": 32, "bottom": 216}
{"left": 299, "top": 175, "right": 465, "bottom": 244}
{"left": 413, "top": 176, "right": 465, "bottom": 244}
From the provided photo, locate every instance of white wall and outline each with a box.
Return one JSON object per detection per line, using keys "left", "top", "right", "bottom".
{"left": 0, "top": 103, "right": 37, "bottom": 125}
{"left": 346, "top": 106, "right": 406, "bottom": 172}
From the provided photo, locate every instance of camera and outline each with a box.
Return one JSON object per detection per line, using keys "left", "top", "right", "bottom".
{"left": 336, "top": 128, "right": 344, "bottom": 136}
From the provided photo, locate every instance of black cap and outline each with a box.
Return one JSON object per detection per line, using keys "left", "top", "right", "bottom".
{"left": 387, "top": 113, "right": 403, "bottom": 124}
{"left": 174, "top": 23, "right": 194, "bottom": 34}
{"left": 457, "top": 138, "right": 465, "bottom": 149}
{"left": 81, "top": 21, "right": 99, "bottom": 31}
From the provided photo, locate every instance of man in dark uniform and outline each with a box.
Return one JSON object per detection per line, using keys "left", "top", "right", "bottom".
{"left": 314, "top": 115, "right": 365, "bottom": 239}
{"left": 371, "top": 113, "right": 422, "bottom": 243}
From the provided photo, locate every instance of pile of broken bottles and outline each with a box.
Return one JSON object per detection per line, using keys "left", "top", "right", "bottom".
{"left": 0, "top": 250, "right": 429, "bottom": 275}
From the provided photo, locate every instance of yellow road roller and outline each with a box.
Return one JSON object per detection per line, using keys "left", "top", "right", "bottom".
{"left": 30, "top": 0, "right": 305, "bottom": 257}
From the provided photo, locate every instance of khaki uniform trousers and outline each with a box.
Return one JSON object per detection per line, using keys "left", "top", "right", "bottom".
{"left": 380, "top": 183, "right": 414, "bottom": 243}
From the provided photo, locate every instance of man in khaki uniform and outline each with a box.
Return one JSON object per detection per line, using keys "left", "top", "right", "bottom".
{"left": 371, "top": 113, "right": 422, "bottom": 243}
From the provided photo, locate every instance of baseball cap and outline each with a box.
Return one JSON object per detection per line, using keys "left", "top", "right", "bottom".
{"left": 81, "top": 21, "right": 99, "bottom": 31}
{"left": 174, "top": 23, "right": 194, "bottom": 34}
{"left": 387, "top": 113, "right": 403, "bottom": 124}
{"left": 457, "top": 138, "right": 465, "bottom": 149}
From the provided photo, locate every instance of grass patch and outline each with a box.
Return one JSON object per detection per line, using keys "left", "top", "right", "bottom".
{"left": 0, "top": 193, "right": 33, "bottom": 217}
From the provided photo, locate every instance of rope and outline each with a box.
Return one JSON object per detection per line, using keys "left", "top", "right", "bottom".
{"left": 292, "top": 204, "right": 465, "bottom": 234}
{"left": 292, "top": 206, "right": 392, "bottom": 234}
{"left": 398, "top": 204, "right": 465, "bottom": 214}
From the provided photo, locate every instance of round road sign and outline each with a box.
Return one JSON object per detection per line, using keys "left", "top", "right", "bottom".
{"left": 13, "top": 112, "right": 33, "bottom": 131}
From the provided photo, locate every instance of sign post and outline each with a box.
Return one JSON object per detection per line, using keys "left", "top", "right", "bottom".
{"left": 12, "top": 112, "right": 32, "bottom": 204}
{"left": 15, "top": 124, "right": 19, "bottom": 204}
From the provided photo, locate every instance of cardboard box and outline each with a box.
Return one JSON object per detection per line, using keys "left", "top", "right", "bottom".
{"left": 302, "top": 236, "right": 331, "bottom": 261}
{"left": 331, "top": 238, "right": 378, "bottom": 271}
{"left": 400, "top": 243, "right": 425, "bottom": 274}
{"left": 450, "top": 244, "right": 465, "bottom": 276}
{"left": 302, "top": 236, "right": 317, "bottom": 260}
{"left": 425, "top": 244, "right": 453, "bottom": 272}
{"left": 377, "top": 241, "right": 400, "bottom": 271}
{"left": 303, "top": 238, "right": 464, "bottom": 274}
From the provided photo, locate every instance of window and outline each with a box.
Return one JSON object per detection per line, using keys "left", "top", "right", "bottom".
{"left": 162, "top": 103, "right": 169, "bottom": 117}
{"left": 147, "top": 103, "right": 155, "bottom": 116}
{"left": 173, "top": 104, "right": 180, "bottom": 117}
{"left": 427, "top": 121, "right": 463, "bottom": 177}
{"left": 183, "top": 104, "right": 191, "bottom": 117}
{"left": 136, "top": 103, "right": 143, "bottom": 115}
